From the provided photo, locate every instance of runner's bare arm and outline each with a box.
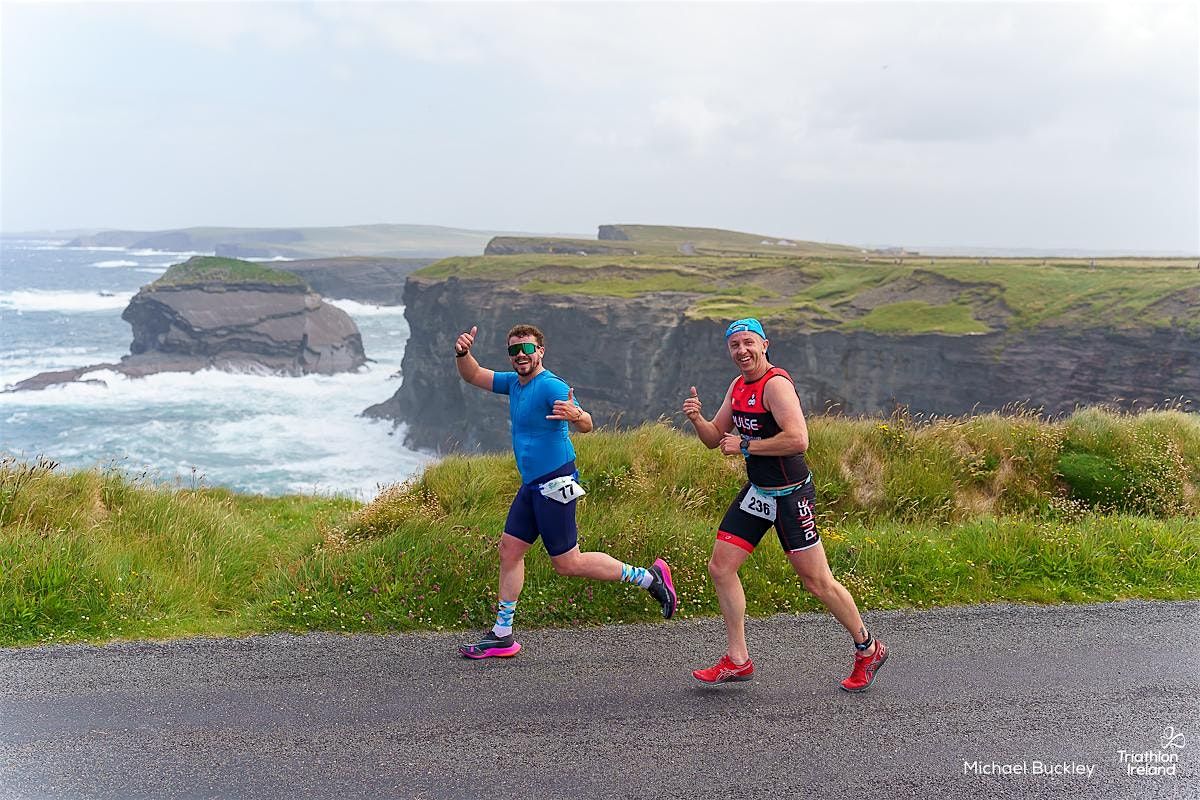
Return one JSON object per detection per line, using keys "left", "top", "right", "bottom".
{"left": 454, "top": 325, "right": 495, "bottom": 391}
{"left": 684, "top": 380, "right": 736, "bottom": 449}
{"left": 748, "top": 375, "right": 809, "bottom": 456}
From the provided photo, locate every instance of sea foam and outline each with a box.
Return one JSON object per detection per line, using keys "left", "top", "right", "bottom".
{"left": 0, "top": 353, "right": 423, "bottom": 500}
{"left": 0, "top": 290, "right": 135, "bottom": 313}
{"left": 324, "top": 299, "right": 408, "bottom": 317}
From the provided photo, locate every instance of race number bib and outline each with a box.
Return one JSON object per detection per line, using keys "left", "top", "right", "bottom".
{"left": 539, "top": 475, "right": 586, "bottom": 504}
{"left": 738, "top": 485, "right": 777, "bottom": 521}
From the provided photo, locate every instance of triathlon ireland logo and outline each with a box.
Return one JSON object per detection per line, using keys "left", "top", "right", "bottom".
{"left": 1161, "top": 727, "right": 1186, "bottom": 750}
{"left": 1117, "top": 727, "right": 1187, "bottom": 777}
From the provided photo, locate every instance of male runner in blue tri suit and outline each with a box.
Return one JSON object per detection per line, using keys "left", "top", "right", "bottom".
{"left": 453, "top": 323, "right": 677, "bottom": 658}
{"left": 682, "top": 318, "right": 887, "bottom": 691}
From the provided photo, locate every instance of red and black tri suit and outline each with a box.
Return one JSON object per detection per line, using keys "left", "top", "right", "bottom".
{"left": 718, "top": 366, "right": 821, "bottom": 554}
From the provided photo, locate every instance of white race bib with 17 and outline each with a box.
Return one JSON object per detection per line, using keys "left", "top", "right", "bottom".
{"left": 539, "top": 475, "right": 586, "bottom": 504}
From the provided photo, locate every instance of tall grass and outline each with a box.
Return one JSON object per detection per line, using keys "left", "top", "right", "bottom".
{"left": 2, "top": 408, "right": 1197, "bottom": 646}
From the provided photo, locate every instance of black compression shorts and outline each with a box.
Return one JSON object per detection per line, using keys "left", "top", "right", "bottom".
{"left": 717, "top": 480, "right": 820, "bottom": 554}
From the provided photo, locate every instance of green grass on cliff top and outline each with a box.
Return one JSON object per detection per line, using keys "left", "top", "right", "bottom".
{"left": 842, "top": 300, "right": 991, "bottom": 335}
{"left": 2, "top": 408, "right": 1198, "bottom": 646}
{"left": 153, "top": 256, "right": 307, "bottom": 287}
{"left": 414, "top": 253, "right": 1199, "bottom": 333}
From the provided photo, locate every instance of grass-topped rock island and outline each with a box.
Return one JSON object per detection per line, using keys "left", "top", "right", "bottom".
{"left": 10, "top": 257, "right": 367, "bottom": 391}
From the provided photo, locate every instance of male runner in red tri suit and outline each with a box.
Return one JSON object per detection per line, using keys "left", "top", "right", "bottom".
{"left": 682, "top": 318, "right": 888, "bottom": 691}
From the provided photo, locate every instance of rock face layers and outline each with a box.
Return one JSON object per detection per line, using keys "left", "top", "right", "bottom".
{"left": 121, "top": 282, "right": 366, "bottom": 376}
{"left": 369, "top": 275, "right": 1200, "bottom": 454}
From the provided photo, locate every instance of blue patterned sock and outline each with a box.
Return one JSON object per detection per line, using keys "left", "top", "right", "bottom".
{"left": 492, "top": 599, "right": 517, "bottom": 636}
{"left": 620, "top": 563, "right": 654, "bottom": 589}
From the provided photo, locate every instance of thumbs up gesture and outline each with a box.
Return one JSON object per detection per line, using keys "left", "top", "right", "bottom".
{"left": 454, "top": 325, "right": 478, "bottom": 356}
{"left": 683, "top": 385, "right": 703, "bottom": 421}
{"left": 548, "top": 387, "right": 583, "bottom": 422}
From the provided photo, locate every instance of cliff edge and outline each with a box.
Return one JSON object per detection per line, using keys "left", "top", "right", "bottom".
{"left": 364, "top": 243, "right": 1200, "bottom": 454}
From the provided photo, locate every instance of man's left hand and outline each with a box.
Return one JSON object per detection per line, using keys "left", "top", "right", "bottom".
{"left": 719, "top": 433, "right": 743, "bottom": 456}
{"left": 547, "top": 387, "right": 584, "bottom": 422}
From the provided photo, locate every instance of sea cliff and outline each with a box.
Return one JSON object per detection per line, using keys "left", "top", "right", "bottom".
{"left": 366, "top": 246, "right": 1199, "bottom": 454}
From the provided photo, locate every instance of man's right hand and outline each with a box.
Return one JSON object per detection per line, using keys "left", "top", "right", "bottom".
{"left": 683, "top": 385, "right": 703, "bottom": 422}
{"left": 455, "top": 325, "right": 478, "bottom": 356}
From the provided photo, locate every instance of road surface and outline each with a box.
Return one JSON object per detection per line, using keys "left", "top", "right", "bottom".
{"left": 1, "top": 601, "right": 1196, "bottom": 799}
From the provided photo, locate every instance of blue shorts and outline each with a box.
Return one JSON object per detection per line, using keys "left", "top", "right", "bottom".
{"left": 504, "top": 461, "right": 580, "bottom": 557}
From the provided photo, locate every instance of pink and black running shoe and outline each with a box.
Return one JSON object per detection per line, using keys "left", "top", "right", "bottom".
{"left": 459, "top": 630, "right": 521, "bottom": 659}
{"left": 647, "top": 558, "right": 677, "bottom": 619}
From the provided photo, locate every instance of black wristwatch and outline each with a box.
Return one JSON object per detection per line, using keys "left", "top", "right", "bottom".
{"left": 740, "top": 435, "right": 751, "bottom": 458}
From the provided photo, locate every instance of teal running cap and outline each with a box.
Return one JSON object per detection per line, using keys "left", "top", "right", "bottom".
{"left": 725, "top": 318, "right": 766, "bottom": 340}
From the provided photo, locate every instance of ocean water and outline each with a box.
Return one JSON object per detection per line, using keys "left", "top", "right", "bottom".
{"left": 0, "top": 239, "right": 429, "bottom": 499}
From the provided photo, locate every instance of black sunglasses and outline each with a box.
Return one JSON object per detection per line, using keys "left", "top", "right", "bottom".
{"left": 507, "top": 342, "right": 538, "bottom": 357}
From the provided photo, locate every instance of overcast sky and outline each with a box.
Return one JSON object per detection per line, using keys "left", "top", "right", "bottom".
{"left": 2, "top": 2, "right": 1197, "bottom": 252}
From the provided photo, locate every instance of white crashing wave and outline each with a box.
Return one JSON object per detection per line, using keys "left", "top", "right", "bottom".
{"left": 0, "top": 290, "right": 135, "bottom": 313}
{"left": 2, "top": 239, "right": 70, "bottom": 248}
{"left": 127, "top": 249, "right": 207, "bottom": 257}
{"left": 323, "top": 299, "right": 407, "bottom": 317}
{"left": 0, "top": 334, "right": 421, "bottom": 499}
{"left": 92, "top": 260, "right": 139, "bottom": 268}
{"left": 0, "top": 346, "right": 123, "bottom": 389}
{"left": 14, "top": 244, "right": 206, "bottom": 256}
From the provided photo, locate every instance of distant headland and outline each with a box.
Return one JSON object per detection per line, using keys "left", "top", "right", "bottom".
{"left": 58, "top": 223, "right": 566, "bottom": 260}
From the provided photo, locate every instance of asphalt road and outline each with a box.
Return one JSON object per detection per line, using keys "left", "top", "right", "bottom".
{"left": 1, "top": 601, "right": 1197, "bottom": 800}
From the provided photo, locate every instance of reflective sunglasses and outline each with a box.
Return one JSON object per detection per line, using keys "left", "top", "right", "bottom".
{"left": 507, "top": 342, "right": 538, "bottom": 357}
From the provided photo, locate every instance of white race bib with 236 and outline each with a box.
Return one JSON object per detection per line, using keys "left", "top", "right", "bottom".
{"left": 738, "top": 485, "right": 777, "bottom": 521}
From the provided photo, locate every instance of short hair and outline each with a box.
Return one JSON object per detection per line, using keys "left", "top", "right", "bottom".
{"left": 507, "top": 324, "right": 545, "bottom": 347}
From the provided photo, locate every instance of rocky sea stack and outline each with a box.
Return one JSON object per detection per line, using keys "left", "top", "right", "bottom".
{"left": 10, "top": 257, "right": 366, "bottom": 391}
{"left": 122, "top": 256, "right": 366, "bottom": 375}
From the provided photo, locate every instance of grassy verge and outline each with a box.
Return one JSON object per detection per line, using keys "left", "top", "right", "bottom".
{"left": 2, "top": 409, "right": 1197, "bottom": 646}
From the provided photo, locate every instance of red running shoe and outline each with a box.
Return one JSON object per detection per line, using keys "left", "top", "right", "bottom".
{"left": 692, "top": 654, "right": 754, "bottom": 684}
{"left": 840, "top": 640, "right": 888, "bottom": 692}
